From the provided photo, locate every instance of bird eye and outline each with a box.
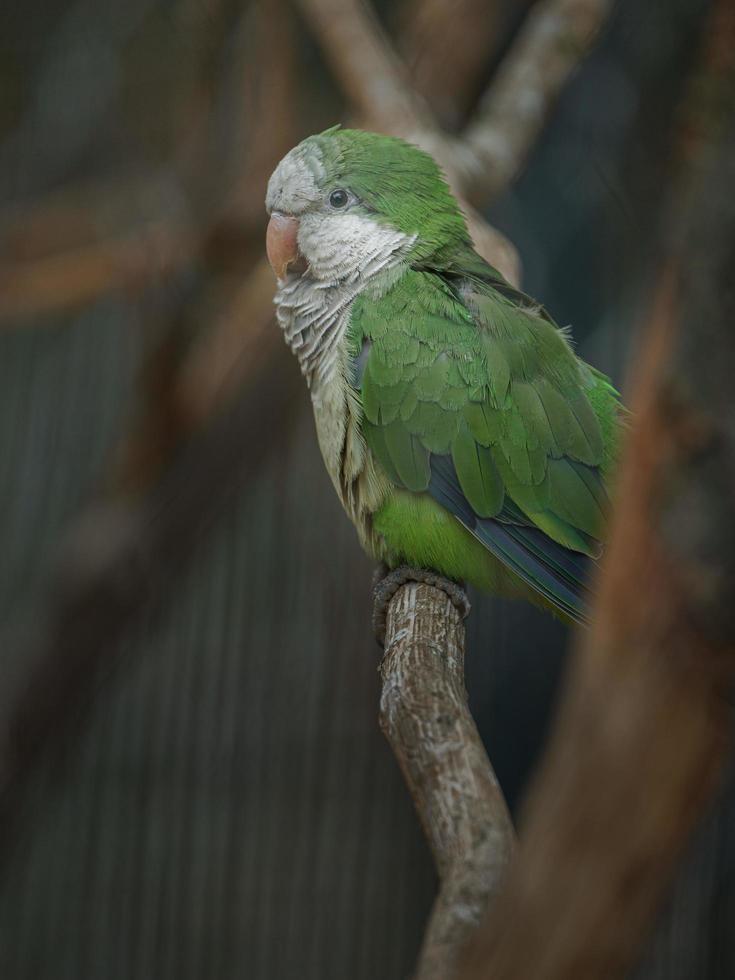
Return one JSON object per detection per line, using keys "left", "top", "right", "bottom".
{"left": 328, "top": 188, "right": 349, "bottom": 209}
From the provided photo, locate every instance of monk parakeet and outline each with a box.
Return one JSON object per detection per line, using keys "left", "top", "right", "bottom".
{"left": 265, "top": 127, "right": 623, "bottom": 624}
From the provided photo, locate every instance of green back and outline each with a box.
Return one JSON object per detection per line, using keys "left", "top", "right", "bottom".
{"left": 348, "top": 252, "right": 623, "bottom": 618}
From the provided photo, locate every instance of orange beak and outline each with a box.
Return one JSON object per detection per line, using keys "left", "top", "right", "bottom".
{"left": 266, "top": 212, "right": 303, "bottom": 279}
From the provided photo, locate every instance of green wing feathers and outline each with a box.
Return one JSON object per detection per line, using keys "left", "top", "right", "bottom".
{"left": 350, "top": 267, "right": 623, "bottom": 618}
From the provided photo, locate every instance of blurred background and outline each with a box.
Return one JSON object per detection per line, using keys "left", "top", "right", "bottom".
{"left": 1, "top": 0, "right": 733, "bottom": 977}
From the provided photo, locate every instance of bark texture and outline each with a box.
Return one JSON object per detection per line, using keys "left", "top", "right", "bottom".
{"left": 379, "top": 581, "right": 515, "bottom": 980}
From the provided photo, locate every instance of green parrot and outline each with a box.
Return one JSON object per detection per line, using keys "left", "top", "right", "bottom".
{"left": 265, "top": 127, "right": 623, "bottom": 624}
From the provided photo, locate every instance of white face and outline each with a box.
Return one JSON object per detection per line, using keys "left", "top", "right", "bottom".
{"left": 266, "top": 145, "right": 414, "bottom": 285}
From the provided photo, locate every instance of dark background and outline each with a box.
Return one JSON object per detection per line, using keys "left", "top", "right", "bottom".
{"left": 1, "top": 0, "right": 733, "bottom": 977}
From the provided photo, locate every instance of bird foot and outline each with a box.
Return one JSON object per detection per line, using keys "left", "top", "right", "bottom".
{"left": 372, "top": 564, "right": 471, "bottom": 646}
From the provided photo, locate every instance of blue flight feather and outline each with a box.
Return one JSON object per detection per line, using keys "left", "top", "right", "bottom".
{"left": 429, "top": 456, "right": 590, "bottom": 623}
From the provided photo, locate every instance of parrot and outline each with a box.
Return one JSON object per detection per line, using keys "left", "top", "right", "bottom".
{"left": 265, "top": 127, "right": 624, "bottom": 625}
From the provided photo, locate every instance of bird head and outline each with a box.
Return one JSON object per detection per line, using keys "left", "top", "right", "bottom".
{"left": 265, "top": 127, "right": 470, "bottom": 283}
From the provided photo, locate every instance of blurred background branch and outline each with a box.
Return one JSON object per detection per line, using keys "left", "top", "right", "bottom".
{"left": 296, "top": 0, "right": 614, "bottom": 283}
{"left": 459, "top": 135, "right": 735, "bottom": 980}
{"left": 297, "top": 0, "right": 613, "bottom": 201}
{"left": 458, "top": 2, "right": 735, "bottom": 975}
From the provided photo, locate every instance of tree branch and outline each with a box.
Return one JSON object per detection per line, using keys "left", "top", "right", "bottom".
{"left": 174, "top": 257, "right": 281, "bottom": 427}
{"left": 0, "top": 220, "right": 194, "bottom": 321}
{"left": 295, "top": 0, "right": 434, "bottom": 136}
{"left": 296, "top": 0, "right": 614, "bottom": 204}
{"left": 461, "top": 0, "right": 614, "bottom": 201}
{"left": 5, "top": 0, "right": 604, "bottom": 319}
{"left": 456, "top": 32, "right": 735, "bottom": 980}
{"left": 399, "top": 0, "right": 521, "bottom": 130}
{"left": 378, "top": 579, "right": 515, "bottom": 980}
{"left": 295, "top": 0, "right": 521, "bottom": 282}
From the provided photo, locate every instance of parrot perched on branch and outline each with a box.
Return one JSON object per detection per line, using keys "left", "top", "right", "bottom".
{"left": 265, "top": 127, "right": 623, "bottom": 624}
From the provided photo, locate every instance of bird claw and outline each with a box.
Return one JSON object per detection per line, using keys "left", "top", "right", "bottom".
{"left": 371, "top": 564, "right": 470, "bottom": 646}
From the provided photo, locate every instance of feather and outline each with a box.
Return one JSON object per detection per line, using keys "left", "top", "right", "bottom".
{"left": 383, "top": 421, "right": 430, "bottom": 491}
{"left": 535, "top": 379, "right": 599, "bottom": 465}
{"left": 429, "top": 458, "right": 589, "bottom": 622}
{"left": 547, "top": 457, "right": 606, "bottom": 537}
{"left": 450, "top": 425, "right": 504, "bottom": 518}
{"left": 470, "top": 519, "right": 589, "bottom": 623}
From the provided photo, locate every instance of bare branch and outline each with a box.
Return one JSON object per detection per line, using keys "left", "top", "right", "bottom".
{"left": 378, "top": 577, "right": 515, "bottom": 980}
{"left": 0, "top": 0, "right": 295, "bottom": 325}
{"left": 297, "top": 0, "right": 613, "bottom": 207}
{"left": 296, "top": 0, "right": 612, "bottom": 284}
{"left": 0, "top": 221, "right": 194, "bottom": 322}
{"left": 399, "top": 0, "right": 516, "bottom": 129}
{"left": 295, "top": 0, "right": 434, "bottom": 135}
{"left": 8, "top": 0, "right": 598, "bottom": 321}
{"left": 0, "top": 0, "right": 610, "bottom": 320}
{"left": 461, "top": 0, "right": 614, "bottom": 200}
{"left": 175, "top": 258, "right": 281, "bottom": 426}
{"left": 295, "top": 0, "right": 521, "bottom": 281}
